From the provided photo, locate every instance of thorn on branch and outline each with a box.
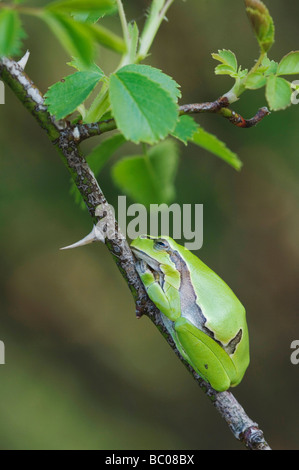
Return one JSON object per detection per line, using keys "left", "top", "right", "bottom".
{"left": 17, "top": 50, "right": 30, "bottom": 70}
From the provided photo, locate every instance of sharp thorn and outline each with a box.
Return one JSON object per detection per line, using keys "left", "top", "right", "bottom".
{"left": 60, "top": 224, "right": 105, "bottom": 251}
{"left": 18, "top": 50, "right": 30, "bottom": 70}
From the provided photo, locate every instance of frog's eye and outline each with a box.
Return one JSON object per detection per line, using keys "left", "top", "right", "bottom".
{"left": 154, "top": 239, "right": 170, "bottom": 251}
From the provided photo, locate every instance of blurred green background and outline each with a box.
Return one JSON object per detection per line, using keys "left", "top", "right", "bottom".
{"left": 0, "top": 0, "right": 298, "bottom": 450}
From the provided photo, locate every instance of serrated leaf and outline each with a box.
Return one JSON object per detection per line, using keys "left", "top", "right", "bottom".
{"left": 171, "top": 115, "right": 198, "bottom": 145}
{"left": 127, "top": 21, "right": 139, "bottom": 64}
{"left": 277, "top": 51, "right": 299, "bottom": 76}
{"left": 245, "top": 58, "right": 278, "bottom": 90}
{"left": 45, "top": 70, "right": 104, "bottom": 119}
{"left": 245, "top": 72, "right": 267, "bottom": 90}
{"left": 47, "top": 0, "right": 117, "bottom": 15}
{"left": 191, "top": 127, "right": 242, "bottom": 171}
{"left": 0, "top": 9, "right": 26, "bottom": 57}
{"left": 67, "top": 56, "right": 104, "bottom": 73}
{"left": 72, "top": 12, "right": 107, "bottom": 23}
{"left": 245, "top": 0, "right": 275, "bottom": 53}
{"left": 259, "top": 56, "right": 278, "bottom": 76}
{"left": 264, "top": 61, "right": 278, "bottom": 76}
{"left": 109, "top": 65, "right": 180, "bottom": 144}
{"left": 112, "top": 140, "right": 179, "bottom": 206}
{"left": 212, "top": 50, "right": 238, "bottom": 72}
{"left": 214, "top": 64, "right": 237, "bottom": 76}
{"left": 237, "top": 67, "right": 249, "bottom": 80}
{"left": 120, "top": 64, "right": 181, "bottom": 102}
{"left": 266, "top": 75, "right": 292, "bottom": 111}
{"left": 42, "top": 11, "right": 95, "bottom": 65}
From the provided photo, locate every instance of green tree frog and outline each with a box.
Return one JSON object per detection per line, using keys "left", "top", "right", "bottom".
{"left": 131, "top": 235, "right": 250, "bottom": 392}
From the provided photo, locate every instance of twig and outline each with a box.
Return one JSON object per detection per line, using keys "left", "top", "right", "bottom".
{"left": 0, "top": 57, "right": 271, "bottom": 450}
{"left": 179, "top": 96, "right": 230, "bottom": 114}
{"left": 179, "top": 97, "right": 270, "bottom": 128}
{"left": 70, "top": 97, "right": 269, "bottom": 144}
{"left": 71, "top": 119, "right": 117, "bottom": 143}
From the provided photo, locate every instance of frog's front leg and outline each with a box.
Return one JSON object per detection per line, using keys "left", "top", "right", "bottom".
{"left": 135, "top": 261, "right": 181, "bottom": 321}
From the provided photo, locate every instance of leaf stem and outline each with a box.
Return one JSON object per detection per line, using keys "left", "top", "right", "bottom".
{"left": 224, "top": 52, "right": 267, "bottom": 104}
{"left": 84, "top": 81, "right": 110, "bottom": 124}
{"left": 138, "top": 0, "right": 175, "bottom": 61}
{"left": 250, "top": 52, "right": 267, "bottom": 75}
{"left": 116, "top": 0, "right": 130, "bottom": 50}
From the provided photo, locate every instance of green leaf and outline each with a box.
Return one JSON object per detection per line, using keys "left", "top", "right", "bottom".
{"left": 214, "top": 64, "right": 237, "bottom": 76}
{"left": 119, "top": 64, "right": 181, "bottom": 102}
{"left": 245, "top": 57, "right": 278, "bottom": 89}
{"left": 0, "top": 9, "right": 26, "bottom": 57}
{"left": 72, "top": 12, "right": 106, "bottom": 23}
{"left": 70, "top": 133, "right": 126, "bottom": 208}
{"left": 67, "top": 56, "right": 104, "bottom": 73}
{"left": 245, "top": 0, "right": 275, "bottom": 53}
{"left": 112, "top": 140, "right": 179, "bottom": 206}
{"left": 237, "top": 67, "right": 249, "bottom": 80}
{"left": 109, "top": 65, "right": 180, "bottom": 144}
{"left": 245, "top": 72, "right": 267, "bottom": 90}
{"left": 47, "top": 0, "right": 117, "bottom": 15}
{"left": 266, "top": 75, "right": 292, "bottom": 111}
{"left": 127, "top": 21, "right": 139, "bottom": 64}
{"left": 191, "top": 127, "right": 242, "bottom": 171}
{"left": 264, "top": 61, "right": 278, "bottom": 76}
{"left": 212, "top": 50, "right": 238, "bottom": 72}
{"left": 259, "top": 56, "right": 278, "bottom": 75}
{"left": 171, "top": 116, "right": 198, "bottom": 145}
{"left": 212, "top": 50, "right": 245, "bottom": 79}
{"left": 277, "top": 51, "right": 299, "bottom": 76}
{"left": 45, "top": 70, "right": 105, "bottom": 119}
{"left": 42, "top": 11, "right": 95, "bottom": 65}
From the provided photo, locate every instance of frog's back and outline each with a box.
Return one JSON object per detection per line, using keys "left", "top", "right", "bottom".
{"left": 174, "top": 241, "right": 248, "bottom": 345}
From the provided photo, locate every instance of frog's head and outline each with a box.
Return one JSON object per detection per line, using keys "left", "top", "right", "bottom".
{"left": 131, "top": 235, "right": 181, "bottom": 284}
{"left": 131, "top": 235, "right": 173, "bottom": 264}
